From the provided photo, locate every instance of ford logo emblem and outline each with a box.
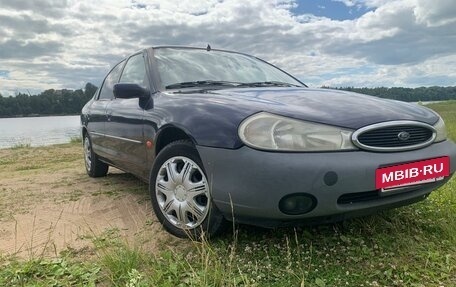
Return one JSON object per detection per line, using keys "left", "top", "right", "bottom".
{"left": 398, "top": 131, "right": 411, "bottom": 141}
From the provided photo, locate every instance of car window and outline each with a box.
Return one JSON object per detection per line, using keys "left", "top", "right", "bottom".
{"left": 154, "top": 48, "right": 303, "bottom": 88}
{"left": 119, "top": 54, "right": 149, "bottom": 88}
{"left": 92, "top": 88, "right": 100, "bottom": 99}
{"left": 98, "top": 61, "right": 125, "bottom": 100}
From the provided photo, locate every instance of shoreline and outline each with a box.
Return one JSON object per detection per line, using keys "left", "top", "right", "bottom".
{"left": 0, "top": 114, "right": 80, "bottom": 119}
{"left": 0, "top": 138, "right": 82, "bottom": 150}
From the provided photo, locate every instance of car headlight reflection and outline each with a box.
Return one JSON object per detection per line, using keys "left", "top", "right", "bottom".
{"left": 434, "top": 117, "right": 447, "bottom": 142}
{"left": 238, "top": 112, "right": 356, "bottom": 151}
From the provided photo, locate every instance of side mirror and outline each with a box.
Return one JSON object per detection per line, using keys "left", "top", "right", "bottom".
{"left": 113, "top": 83, "right": 150, "bottom": 99}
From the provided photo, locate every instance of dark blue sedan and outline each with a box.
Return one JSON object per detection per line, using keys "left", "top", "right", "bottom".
{"left": 81, "top": 46, "right": 456, "bottom": 238}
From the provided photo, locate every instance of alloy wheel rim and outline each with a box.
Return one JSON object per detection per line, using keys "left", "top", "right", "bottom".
{"left": 156, "top": 156, "right": 210, "bottom": 229}
{"left": 84, "top": 137, "right": 92, "bottom": 171}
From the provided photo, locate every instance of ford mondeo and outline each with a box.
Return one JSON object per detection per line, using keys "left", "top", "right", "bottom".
{"left": 81, "top": 46, "right": 456, "bottom": 238}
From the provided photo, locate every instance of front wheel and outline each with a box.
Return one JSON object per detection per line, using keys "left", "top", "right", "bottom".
{"left": 150, "top": 140, "right": 225, "bottom": 239}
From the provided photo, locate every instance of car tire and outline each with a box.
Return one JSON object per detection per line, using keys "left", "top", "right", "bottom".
{"left": 150, "top": 140, "right": 225, "bottom": 239}
{"left": 83, "top": 135, "right": 109, "bottom": 178}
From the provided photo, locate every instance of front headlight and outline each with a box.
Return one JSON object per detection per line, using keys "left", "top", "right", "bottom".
{"left": 434, "top": 117, "right": 447, "bottom": 142}
{"left": 238, "top": 112, "right": 356, "bottom": 151}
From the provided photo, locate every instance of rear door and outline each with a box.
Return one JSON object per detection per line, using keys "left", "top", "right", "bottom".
{"left": 105, "top": 52, "right": 150, "bottom": 176}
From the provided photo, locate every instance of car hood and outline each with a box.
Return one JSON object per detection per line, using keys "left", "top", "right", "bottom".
{"left": 205, "top": 87, "right": 439, "bottom": 129}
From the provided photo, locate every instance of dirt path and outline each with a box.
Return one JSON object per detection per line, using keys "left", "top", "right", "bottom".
{"left": 0, "top": 144, "right": 175, "bottom": 258}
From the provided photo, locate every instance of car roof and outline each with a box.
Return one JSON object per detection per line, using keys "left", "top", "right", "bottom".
{"left": 147, "top": 45, "right": 254, "bottom": 57}
{"left": 124, "top": 45, "right": 254, "bottom": 63}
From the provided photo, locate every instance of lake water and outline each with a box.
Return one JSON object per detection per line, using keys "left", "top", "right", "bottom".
{"left": 0, "top": 115, "right": 81, "bottom": 149}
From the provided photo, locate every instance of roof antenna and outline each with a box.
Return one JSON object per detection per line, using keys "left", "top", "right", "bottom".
{"left": 206, "top": 44, "right": 211, "bottom": 51}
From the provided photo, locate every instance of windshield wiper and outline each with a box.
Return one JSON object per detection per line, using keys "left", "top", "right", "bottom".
{"left": 239, "top": 81, "right": 301, "bottom": 87}
{"left": 165, "top": 80, "right": 302, "bottom": 90}
{"left": 165, "top": 80, "right": 243, "bottom": 89}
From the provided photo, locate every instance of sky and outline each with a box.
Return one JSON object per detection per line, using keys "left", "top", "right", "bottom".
{"left": 0, "top": 0, "right": 455, "bottom": 95}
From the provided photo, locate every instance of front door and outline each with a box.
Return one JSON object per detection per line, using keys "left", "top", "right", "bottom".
{"left": 104, "top": 53, "right": 150, "bottom": 177}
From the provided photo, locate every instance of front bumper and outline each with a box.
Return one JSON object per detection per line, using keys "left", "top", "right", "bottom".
{"left": 197, "top": 140, "right": 456, "bottom": 227}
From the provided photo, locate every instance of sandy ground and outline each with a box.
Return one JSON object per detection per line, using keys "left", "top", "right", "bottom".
{"left": 0, "top": 144, "right": 176, "bottom": 258}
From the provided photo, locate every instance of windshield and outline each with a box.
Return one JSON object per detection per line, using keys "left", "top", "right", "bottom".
{"left": 153, "top": 48, "right": 304, "bottom": 89}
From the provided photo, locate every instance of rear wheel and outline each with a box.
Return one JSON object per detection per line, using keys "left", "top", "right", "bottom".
{"left": 83, "top": 135, "right": 109, "bottom": 177}
{"left": 150, "top": 140, "right": 225, "bottom": 239}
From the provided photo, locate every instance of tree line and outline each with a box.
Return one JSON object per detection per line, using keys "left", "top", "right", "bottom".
{"left": 0, "top": 83, "right": 98, "bottom": 118}
{"left": 0, "top": 84, "right": 455, "bottom": 118}
{"left": 326, "top": 86, "right": 456, "bottom": 102}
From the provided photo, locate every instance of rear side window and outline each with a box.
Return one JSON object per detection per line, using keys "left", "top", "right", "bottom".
{"left": 119, "top": 54, "right": 149, "bottom": 88}
{"left": 98, "top": 61, "right": 125, "bottom": 100}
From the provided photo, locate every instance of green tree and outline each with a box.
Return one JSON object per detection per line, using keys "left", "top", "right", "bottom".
{"left": 326, "top": 86, "right": 456, "bottom": 102}
{"left": 0, "top": 83, "right": 99, "bottom": 118}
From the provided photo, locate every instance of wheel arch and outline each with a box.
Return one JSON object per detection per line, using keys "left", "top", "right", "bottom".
{"left": 82, "top": 126, "right": 88, "bottom": 138}
{"left": 154, "top": 124, "right": 198, "bottom": 155}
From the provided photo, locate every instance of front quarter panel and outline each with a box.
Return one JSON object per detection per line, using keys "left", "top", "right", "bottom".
{"left": 145, "top": 92, "right": 255, "bottom": 149}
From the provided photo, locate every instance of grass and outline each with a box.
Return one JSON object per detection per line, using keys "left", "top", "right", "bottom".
{"left": 425, "top": 100, "right": 456, "bottom": 142}
{"left": 0, "top": 101, "right": 455, "bottom": 286}
{"left": 11, "top": 142, "right": 31, "bottom": 149}
{"left": 69, "top": 136, "right": 82, "bottom": 144}
{"left": 0, "top": 257, "right": 100, "bottom": 287}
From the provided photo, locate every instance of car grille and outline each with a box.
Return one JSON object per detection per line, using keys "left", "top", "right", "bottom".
{"left": 337, "top": 190, "right": 380, "bottom": 204}
{"left": 353, "top": 122, "right": 435, "bottom": 152}
{"left": 338, "top": 186, "right": 423, "bottom": 205}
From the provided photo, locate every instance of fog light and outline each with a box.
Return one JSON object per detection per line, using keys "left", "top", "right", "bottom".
{"left": 279, "top": 193, "right": 317, "bottom": 215}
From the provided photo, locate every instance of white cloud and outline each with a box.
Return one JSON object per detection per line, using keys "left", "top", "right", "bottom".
{"left": 0, "top": 0, "right": 454, "bottom": 96}
{"left": 414, "top": 0, "right": 456, "bottom": 27}
{"left": 332, "top": 0, "right": 357, "bottom": 7}
{"left": 333, "top": 0, "right": 393, "bottom": 8}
